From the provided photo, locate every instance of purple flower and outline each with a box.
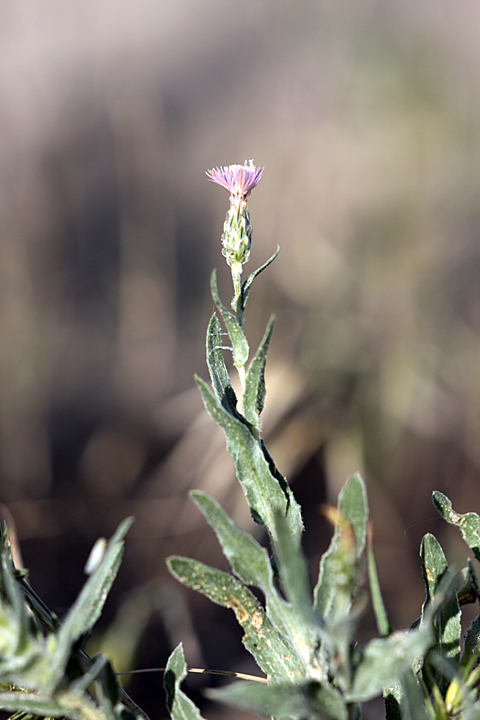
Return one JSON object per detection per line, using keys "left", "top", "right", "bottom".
{"left": 206, "top": 160, "right": 264, "bottom": 200}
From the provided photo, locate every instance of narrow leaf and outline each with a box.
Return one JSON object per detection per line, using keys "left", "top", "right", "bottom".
{"left": 314, "top": 473, "right": 368, "bottom": 621}
{"left": 209, "top": 678, "right": 347, "bottom": 720}
{"left": 195, "top": 376, "right": 303, "bottom": 542}
{"left": 164, "top": 643, "right": 206, "bottom": 720}
{"left": 210, "top": 270, "right": 249, "bottom": 368}
{"left": 241, "top": 248, "right": 280, "bottom": 314}
{"left": 190, "top": 492, "right": 319, "bottom": 675}
{"left": 395, "top": 669, "right": 431, "bottom": 720}
{"left": 191, "top": 491, "right": 274, "bottom": 591}
{"left": 420, "top": 533, "right": 461, "bottom": 659}
{"left": 367, "top": 525, "right": 392, "bottom": 637}
{"left": 0, "top": 693, "right": 70, "bottom": 718}
{"left": 273, "top": 511, "right": 313, "bottom": 622}
{"left": 420, "top": 533, "right": 461, "bottom": 693}
{"left": 49, "top": 518, "right": 134, "bottom": 688}
{"left": 206, "top": 313, "right": 237, "bottom": 413}
{"left": 314, "top": 517, "right": 356, "bottom": 622}
{"left": 243, "top": 316, "right": 275, "bottom": 428}
{"left": 338, "top": 472, "right": 368, "bottom": 556}
{"left": 167, "top": 556, "right": 303, "bottom": 681}
{"left": 0, "top": 689, "right": 112, "bottom": 720}
{"left": 433, "top": 491, "right": 480, "bottom": 563}
{"left": 347, "top": 624, "right": 434, "bottom": 702}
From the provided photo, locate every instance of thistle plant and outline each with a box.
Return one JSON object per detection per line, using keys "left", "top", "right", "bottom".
{"left": 2, "top": 163, "right": 480, "bottom": 720}
{"left": 163, "top": 162, "right": 480, "bottom": 720}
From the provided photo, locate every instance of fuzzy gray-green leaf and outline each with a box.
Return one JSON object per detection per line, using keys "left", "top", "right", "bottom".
{"left": 166, "top": 556, "right": 303, "bottom": 681}
{"left": 243, "top": 315, "right": 275, "bottom": 427}
{"left": 191, "top": 491, "right": 274, "bottom": 590}
{"left": 274, "top": 511, "right": 313, "bottom": 622}
{"left": 210, "top": 270, "right": 249, "bottom": 368}
{"left": 190, "top": 491, "right": 318, "bottom": 673}
{"left": 338, "top": 472, "right": 368, "bottom": 555}
{"left": 0, "top": 692, "right": 72, "bottom": 718}
{"left": 347, "top": 624, "right": 434, "bottom": 702}
{"left": 314, "top": 473, "right": 367, "bottom": 621}
{"left": 241, "top": 248, "right": 280, "bottom": 313}
{"left": 433, "top": 491, "right": 480, "bottom": 563}
{"left": 49, "top": 518, "right": 134, "bottom": 689}
{"left": 0, "top": 687, "right": 116, "bottom": 720}
{"left": 206, "top": 313, "right": 237, "bottom": 413}
{"left": 398, "top": 669, "right": 432, "bottom": 720}
{"left": 314, "top": 524, "right": 355, "bottom": 622}
{"left": 209, "top": 678, "right": 347, "bottom": 720}
{"left": 195, "top": 376, "right": 303, "bottom": 541}
{"left": 164, "top": 643, "right": 206, "bottom": 720}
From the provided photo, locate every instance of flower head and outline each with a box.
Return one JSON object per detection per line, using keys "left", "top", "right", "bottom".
{"left": 206, "top": 160, "right": 264, "bottom": 201}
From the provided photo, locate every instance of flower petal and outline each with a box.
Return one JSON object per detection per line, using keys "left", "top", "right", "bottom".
{"left": 206, "top": 161, "right": 264, "bottom": 199}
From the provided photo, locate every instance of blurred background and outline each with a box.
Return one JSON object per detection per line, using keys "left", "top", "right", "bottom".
{"left": 1, "top": 1, "right": 480, "bottom": 717}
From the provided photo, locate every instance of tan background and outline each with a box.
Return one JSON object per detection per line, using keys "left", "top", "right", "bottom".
{"left": 1, "top": 2, "right": 480, "bottom": 717}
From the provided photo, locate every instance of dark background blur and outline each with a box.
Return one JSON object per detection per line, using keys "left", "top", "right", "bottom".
{"left": 2, "top": 2, "right": 480, "bottom": 717}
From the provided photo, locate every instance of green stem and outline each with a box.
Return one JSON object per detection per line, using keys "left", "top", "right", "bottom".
{"left": 237, "top": 364, "right": 246, "bottom": 394}
{"left": 230, "top": 261, "right": 247, "bottom": 394}
{"left": 231, "top": 265, "right": 243, "bottom": 321}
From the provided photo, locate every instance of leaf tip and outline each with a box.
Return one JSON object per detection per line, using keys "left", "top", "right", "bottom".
{"left": 432, "top": 491, "right": 452, "bottom": 516}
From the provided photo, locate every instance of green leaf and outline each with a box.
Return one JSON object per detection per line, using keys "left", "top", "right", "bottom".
{"left": 420, "top": 533, "right": 461, "bottom": 694}
{"left": 367, "top": 528, "right": 392, "bottom": 638}
{"left": 347, "top": 623, "right": 434, "bottom": 702}
{"left": 195, "top": 376, "right": 303, "bottom": 542}
{"left": 166, "top": 556, "right": 303, "bottom": 681}
{"left": 314, "top": 473, "right": 368, "bottom": 621}
{"left": 210, "top": 270, "right": 249, "bottom": 368}
{"left": 206, "top": 313, "right": 237, "bottom": 413}
{"left": 49, "top": 518, "right": 134, "bottom": 689}
{"left": 164, "top": 644, "right": 206, "bottom": 720}
{"left": 241, "top": 248, "right": 280, "bottom": 314}
{"left": 242, "top": 315, "right": 275, "bottom": 428}
{"left": 191, "top": 491, "right": 274, "bottom": 591}
{"left": 432, "top": 491, "right": 480, "bottom": 563}
{"left": 0, "top": 687, "right": 116, "bottom": 720}
{"left": 273, "top": 511, "right": 313, "bottom": 622}
{"left": 190, "top": 491, "right": 319, "bottom": 676}
{"left": 420, "top": 533, "right": 461, "bottom": 661}
{"left": 0, "top": 692, "right": 71, "bottom": 718}
{"left": 209, "top": 678, "right": 348, "bottom": 720}
{"left": 395, "top": 669, "right": 431, "bottom": 720}
{"left": 338, "top": 472, "right": 368, "bottom": 556}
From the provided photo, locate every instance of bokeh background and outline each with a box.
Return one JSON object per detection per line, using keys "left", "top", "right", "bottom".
{"left": 2, "top": 1, "right": 480, "bottom": 717}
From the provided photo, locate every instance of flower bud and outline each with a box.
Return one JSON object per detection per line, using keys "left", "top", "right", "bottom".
{"left": 206, "top": 161, "right": 264, "bottom": 271}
